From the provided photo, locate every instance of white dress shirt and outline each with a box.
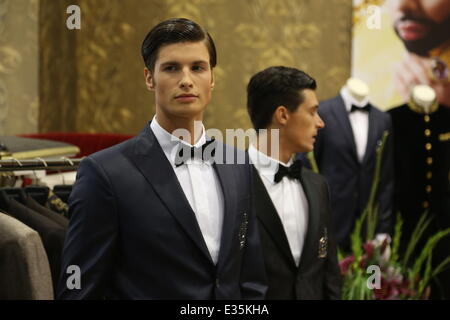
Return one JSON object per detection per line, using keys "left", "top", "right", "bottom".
{"left": 150, "top": 117, "right": 224, "bottom": 264}
{"left": 340, "top": 87, "right": 370, "bottom": 163}
{"left": 248, "top": 144, "right": 308, "bottom": 266}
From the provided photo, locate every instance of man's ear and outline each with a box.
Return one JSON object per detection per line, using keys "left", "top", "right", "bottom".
{"left": 144, "top": 68, "right": 155, "bottom": 91}
{"left": 210, "top": 70, "right": 215, "bottom": 90}
{"left": 273, "top": 105, "right": 289, "bottom": 126}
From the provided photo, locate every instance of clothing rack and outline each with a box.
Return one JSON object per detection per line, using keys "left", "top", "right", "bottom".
{"left": 0, "top": 157, "right": 83, "bottom": 172}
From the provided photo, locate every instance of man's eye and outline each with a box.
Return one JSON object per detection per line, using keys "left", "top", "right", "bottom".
{"left": 192, "top": 65, "right": 205, "bottom": 71}
{"left": 164, "top": 66, "right": 177, "bottom": 71}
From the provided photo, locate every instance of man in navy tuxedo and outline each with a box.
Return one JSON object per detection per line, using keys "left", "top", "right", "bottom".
{"left": 246, "top": 66, "right": 341, "bottom": 299}
{"left": 57, "top": 18, "right": 267, "bottom": 299}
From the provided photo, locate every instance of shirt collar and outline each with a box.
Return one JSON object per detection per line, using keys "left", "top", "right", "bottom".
{"left": 248, "top": 144, "right": 294, "bottom": 184}
{"left": 340, "top": 86, "right": 370, "bottom": 112}
{"left": 150, "top": 116, "right": 206, "bottom": 166}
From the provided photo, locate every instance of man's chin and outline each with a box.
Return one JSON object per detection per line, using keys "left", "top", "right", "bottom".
{"left": 171, "top": 105, "right": 205, "bottom": 117}
{"left": 297, "top": 145, "right": 313, "bottom": 154}
{"left": 394, "top": 20, "right": 450, "bottom": 56}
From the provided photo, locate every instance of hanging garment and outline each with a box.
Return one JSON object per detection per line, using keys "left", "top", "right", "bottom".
{"left": 0, "top": 212, "right": 53, "bottom": 299}
{"left": 25, "top": 196, "right": 69, "bottom": 229}
{"left": 4, "top": 198, "right": 66, "bottom": 292}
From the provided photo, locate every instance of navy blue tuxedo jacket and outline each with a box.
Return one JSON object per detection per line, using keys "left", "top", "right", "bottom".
{"left": 57, "top": 122, "right": 267, "bottom": 299}
{"left": 309, "top": 95, "right": 394, "bottom": 247}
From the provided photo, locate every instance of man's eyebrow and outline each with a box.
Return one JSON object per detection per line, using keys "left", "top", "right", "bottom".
{"left": 160, "top": 60, "right": 209, "bottom": 66}
{"left": 159, "top": 61, "right": 180, "bottom": 66}
{"left": 193, "top": 60, "right": 209, "bottom": 64}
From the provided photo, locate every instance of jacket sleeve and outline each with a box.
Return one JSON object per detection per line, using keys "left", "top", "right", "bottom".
{"left": 240, "top": 166, "right": 268, "bottom": 299}
{"left": 323, "top": 178, "right": 343, "bottom": 299}
{"left": 376, "top": 115, "right": 394, "bottom": 235}
{"left": 56, "top": 156, "right": 118, "bottom": 299}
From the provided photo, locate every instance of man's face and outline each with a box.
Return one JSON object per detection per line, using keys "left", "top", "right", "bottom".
{"left": 389, "top": 0, "right": 450, "bottom": 55}
{"left": 145, "top": 41, "right": 214, "bottom": 121}
{"left": 284, "top": 89, "right": 324, "bottom": 153}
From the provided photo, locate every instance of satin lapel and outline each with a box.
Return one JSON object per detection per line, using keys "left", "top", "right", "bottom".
{"left": 298, "top": 168, "right": 320, "bottom": 272}
{"left": 252, "top": 166, "right": 296, "bottom": 266}
{"left": 214, "top": 160, "right": 238, "bottom": 270}
{"left": 129, "top": 124, "right": 213, "bottom": 264}
{"left": 330, "top": 95, "right": 358, "bottom": 161}
{"left": 362, "top": 105, "right": 378, "bottom": 164}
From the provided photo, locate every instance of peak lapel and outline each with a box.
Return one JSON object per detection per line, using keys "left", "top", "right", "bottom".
{"left": 298, "top": 168, "right": 320, "bottom": 272}
{"left": 331, "top": 95, "right": 358, "bottom": 161}
{"left": 252, "top": 166, "right": 296, "bottom": 266}
{"left": 129, "top": 124, "right": 213, "bottom": 264}
{"left": 214, "top": 160, "right": 238, "bottom": 270}
{"left": 362, "top": 105, "right": 378, "bottom": 164}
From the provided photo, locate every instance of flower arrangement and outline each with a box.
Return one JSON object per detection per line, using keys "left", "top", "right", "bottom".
{"left": 336, "top": 131, "right": 450, "bottom": 300}
{"left": 339, "top": 210, "right": 450, "bottom": 300}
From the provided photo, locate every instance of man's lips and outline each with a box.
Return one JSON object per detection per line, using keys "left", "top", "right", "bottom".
{"left": 397, "top": 20, "right": 430, "bottom": 41}
{"left": 175, "top": 94, "right": 198, "bottom": 102}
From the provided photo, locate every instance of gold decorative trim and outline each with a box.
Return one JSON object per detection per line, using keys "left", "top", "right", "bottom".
{"left": 4, "top": 146, "right": 80, "bottom": 160}
{"left": 439, "top": 132, "right": 450, "bottom": 142}
{"left": 407, "top": 98, "right": 439, "bottom": 114}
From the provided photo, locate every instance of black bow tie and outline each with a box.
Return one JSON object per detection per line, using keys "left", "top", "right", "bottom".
{"left": 175, "top": 138, "right": 216, "bottom": 167}
{"left": 350, "top": 104, "right": 371, "bottom": 113}
{"left": 274, "top": 160, "right": 303, "bottom": 183}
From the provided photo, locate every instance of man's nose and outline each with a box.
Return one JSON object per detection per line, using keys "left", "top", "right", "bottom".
{"left": 179, "top": 69, "right": 194, "bottom": 89}
{"left": 316, "top": 114, "right": 325, "bottom": 129}
{"left": 398, "top": 0, "right": 420, "bottom": 15}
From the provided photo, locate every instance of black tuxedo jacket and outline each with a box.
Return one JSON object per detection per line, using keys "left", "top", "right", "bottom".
{"left": 252, "top": 166, "right": 342, "bottom": 299}
{"left": 311, "top": 95, "right": 394, "bottom": 248}
{"left": 57, "top": 122, "right": 267, "bottom": 299}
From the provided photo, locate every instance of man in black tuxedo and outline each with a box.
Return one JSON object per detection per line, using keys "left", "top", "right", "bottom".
{"left": 57, "top": 18, "right": 267, "bottom": 299}
{"left": 246, "top": 66, "right": 341, "bottom": 299}
{"left": 311, "top": 89, "right": 394, "bottom": 250}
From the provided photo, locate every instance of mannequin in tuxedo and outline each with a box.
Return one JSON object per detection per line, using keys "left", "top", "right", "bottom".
{"left": 309, "top": 78, "right": 394, "bottom": 250}
{"left": 246, "top": 66, "right": 341, "bottom": 299}
{"left": 57, "top": 18, "right": 267, "bottom": 299}
{"left": 389, "top": 85, "right": 450, "bottom": 299}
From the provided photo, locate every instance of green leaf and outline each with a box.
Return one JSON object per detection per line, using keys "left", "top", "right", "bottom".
{"left": 402, "top": 213, "right": 432, "bottom": 267}
{"left": 306, "top": 151, "right": 319, "bottom": 174}
{"left": 390, "top": 212, "right": 403, "bottom": 264}
{"left": 432, "top": 254, "right": 450, "bottom": 278}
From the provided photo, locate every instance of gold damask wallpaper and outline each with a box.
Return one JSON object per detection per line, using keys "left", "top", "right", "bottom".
{"left": 39, "top": 0, "right": 351, "bottom": 134}
{"left": 0, "top": 0, "right": 39, "bottom": 135}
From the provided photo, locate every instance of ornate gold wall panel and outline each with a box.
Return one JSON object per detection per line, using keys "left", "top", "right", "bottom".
{"left": 39, "top": 0, "right": 78, "bottom": 133}
{"left": 0, "top": 0, "right": 38, "bottom": 135}
{"left": 39, "top": 0, "right": 351, "bottom": 134}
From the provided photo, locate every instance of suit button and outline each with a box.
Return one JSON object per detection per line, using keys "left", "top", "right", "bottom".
{"left": 215, "top": 278, "right": 220, "bottom": 288}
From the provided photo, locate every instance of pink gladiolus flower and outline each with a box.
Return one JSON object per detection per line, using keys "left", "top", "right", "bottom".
{"left": 363, "top": 241, "right": 375, "bottom": 259}
{"left": 339, "top": 255, "right": 355, "bottom": 274}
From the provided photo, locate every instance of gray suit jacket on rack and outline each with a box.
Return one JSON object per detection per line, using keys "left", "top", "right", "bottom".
{"left": 57, "top": 122, "right": 267, "bottom": 299}
{"left": 0, "top": 212, "right": 53, "bottom": 300}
